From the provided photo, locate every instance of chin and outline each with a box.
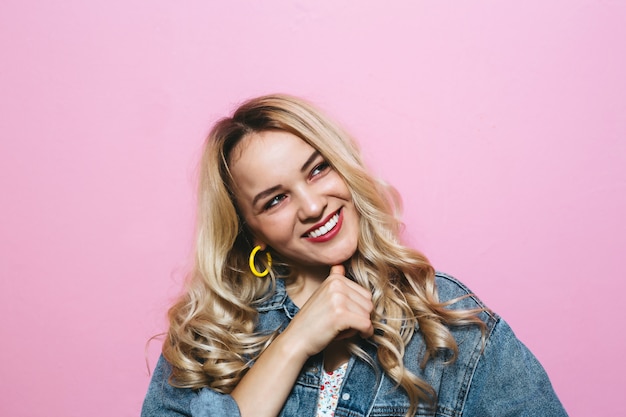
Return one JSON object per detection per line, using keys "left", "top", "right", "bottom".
{"left": 329, "top": 247, "right": 358, "bottom": 265}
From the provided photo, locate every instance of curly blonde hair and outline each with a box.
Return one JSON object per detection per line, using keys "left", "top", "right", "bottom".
{"left": 163, "top": 94, "right": 484, "bottom": 416}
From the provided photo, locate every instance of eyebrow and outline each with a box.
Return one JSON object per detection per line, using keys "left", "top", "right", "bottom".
{"left": 252, "top": 185, "right": 282, "bottom": 208}
{"left": 251, "top": 150, "right": 322, "bottom": 208}
{"left": 300, "top": 150, "right": 321, "bottom": 173}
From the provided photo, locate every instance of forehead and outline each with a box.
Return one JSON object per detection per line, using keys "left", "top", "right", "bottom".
{"left": 229, "top": 130, "right": 314, "bottom": 165}
{"left": 228, "top": 130, "right": 317, "bottom": 195}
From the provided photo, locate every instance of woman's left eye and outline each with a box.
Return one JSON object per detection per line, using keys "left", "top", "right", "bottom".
{"left": 264, "top": 194, "right": 287, "bottom": 210}
{"left": 310, "top": 162, "right": 330, "bottom": 177}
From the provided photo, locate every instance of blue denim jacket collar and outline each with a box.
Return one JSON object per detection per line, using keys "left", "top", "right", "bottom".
{"left": 256, "top": 278, "right": 295, "bottom": 315}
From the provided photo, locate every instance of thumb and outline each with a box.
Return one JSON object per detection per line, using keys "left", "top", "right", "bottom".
{"left": 329, "top": 264, "right": 345, "bottom": 276}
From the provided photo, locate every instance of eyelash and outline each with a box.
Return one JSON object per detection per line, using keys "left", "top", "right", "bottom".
{"left": 262, "top": 161, "right": 331, "bottom": 211}
{"left": 263, "top": 194, "right": 287, "bottom": 211}
{"left": 310, "top": 161, "right": 330, "bottom": 177}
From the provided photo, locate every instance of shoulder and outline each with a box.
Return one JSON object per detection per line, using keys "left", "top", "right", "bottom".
{"left": 435, "top": 272, "right": 489, "bottom": 309}
{"left": 421, "top": 275, "right": 568, "bottom": 415}
{"left": 434, "top": 271, "right": 500, "bottom": 327}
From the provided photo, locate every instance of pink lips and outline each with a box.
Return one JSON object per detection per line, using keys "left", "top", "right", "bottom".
{"left": 303, "top": 209, "right": 343, "bottom": 243}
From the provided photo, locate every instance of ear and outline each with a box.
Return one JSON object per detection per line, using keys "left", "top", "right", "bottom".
{"left": 253, "top": 238, "right": 267, "bottom": 251}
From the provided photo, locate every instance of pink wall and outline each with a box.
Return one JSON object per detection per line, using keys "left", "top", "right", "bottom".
{"left": 1, "top": 1, "right": 624, "bottom": 416}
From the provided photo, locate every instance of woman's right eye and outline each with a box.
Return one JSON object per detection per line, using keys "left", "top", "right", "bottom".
{"left": 263, "top": 194, "right": 286, "bottom": 210}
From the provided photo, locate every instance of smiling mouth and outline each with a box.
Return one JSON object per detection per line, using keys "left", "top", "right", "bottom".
{"left": 305, "top": 210, "right": 341, "bottom": 238}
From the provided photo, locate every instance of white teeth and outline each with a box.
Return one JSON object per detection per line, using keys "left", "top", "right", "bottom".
{"left": 308, "top": 213, "right": 339, "bottom": 238}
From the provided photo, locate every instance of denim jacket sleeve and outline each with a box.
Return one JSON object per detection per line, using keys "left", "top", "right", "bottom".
{"left": 461, "top": 317, "right": 568, "bottom": 417}
{"left": 141, "top": 355, "right": 241, "bottom": 417}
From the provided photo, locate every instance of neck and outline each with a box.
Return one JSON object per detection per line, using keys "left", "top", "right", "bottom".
{"left": 286, "top": 264, "right": 331, "bottom": 308}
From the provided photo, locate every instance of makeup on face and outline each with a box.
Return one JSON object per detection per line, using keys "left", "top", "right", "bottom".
{"left": 229, "top": 131, "right": 360, "bottom": 268}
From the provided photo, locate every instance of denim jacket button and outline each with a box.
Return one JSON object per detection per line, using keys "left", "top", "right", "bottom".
{"left": 341, "top": 392, "right": 350, "bottom": 401}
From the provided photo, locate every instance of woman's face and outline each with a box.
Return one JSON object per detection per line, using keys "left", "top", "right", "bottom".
{"left": 229, "top": 130, "right": 360, "bottom": 268}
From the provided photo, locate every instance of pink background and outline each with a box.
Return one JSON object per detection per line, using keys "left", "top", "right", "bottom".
{"left": 1, "top": 1, "right": 624, "bottom": 416}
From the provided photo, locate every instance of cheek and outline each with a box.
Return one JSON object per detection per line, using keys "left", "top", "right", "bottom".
{"left": 334, "top": 176, "right": 353, "bottom": 199}
{"left": 252, "top": 215, "right": 294, "bottom": 245}
{"left": 322, "top": 173, "right": 351, "bottom": 198}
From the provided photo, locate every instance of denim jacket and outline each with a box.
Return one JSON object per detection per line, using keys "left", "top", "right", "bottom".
{"left": 142, "top": 273, "right": 568, "bottom": 416}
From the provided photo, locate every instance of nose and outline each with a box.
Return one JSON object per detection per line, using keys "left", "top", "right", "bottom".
{"left": 296, "top": 186, "right": 326, "bottom": 222}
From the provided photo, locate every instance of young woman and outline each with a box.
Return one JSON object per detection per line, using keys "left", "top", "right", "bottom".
{"left": 142, "top": 94, "right": 567, "bottom": 417}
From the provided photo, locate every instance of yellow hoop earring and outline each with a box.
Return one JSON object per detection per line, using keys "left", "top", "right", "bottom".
{"left": 249, "top": 245, "right": 272, "bottom": 277}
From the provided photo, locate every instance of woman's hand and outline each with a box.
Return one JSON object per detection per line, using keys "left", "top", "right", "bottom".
{"left": 282, "top": 264, "right": 375, "bottom": 359}
{"left": 231, "top": 264, "right": 373, "bottom": 417}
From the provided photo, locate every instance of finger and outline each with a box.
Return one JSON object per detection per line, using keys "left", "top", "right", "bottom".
{"left": 338, "top": 311, "right": 373, "bottom": 340}
{"left": 324, "top": 275, "right": 372, "bottom": 309}
{"left": 328, "top": 286, "right": 373, "bottom": 315}
{"left": 324, "top": 269, "right": 372, "bottom": 302}
{"left": 329, "top": 264, "right": 345, "bottom": 276}
{"left": 329, "top": 264, "right": 372, "bottom": 300}
{"left": 359, "top": 324, "right": 375, "bottom": 339}
{"left": 334, "top": 329, "right": 358, "bottom": 341}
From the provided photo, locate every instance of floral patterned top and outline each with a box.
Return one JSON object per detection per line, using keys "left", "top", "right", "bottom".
{"left": 315, "top": 362, "right": 348, "bottom": 417}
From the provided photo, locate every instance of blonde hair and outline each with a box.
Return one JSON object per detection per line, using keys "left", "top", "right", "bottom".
{"left": 164, "top": 94, "right": 484, "bottom": 416}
